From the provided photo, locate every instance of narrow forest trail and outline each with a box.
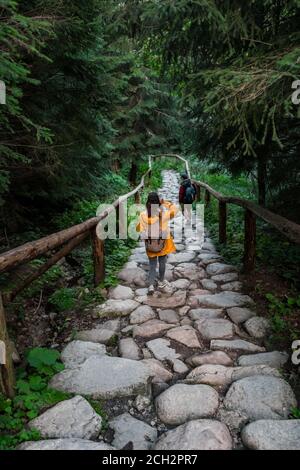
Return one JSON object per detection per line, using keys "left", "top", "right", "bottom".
{"left": 19, "top": 170, "right": 299, "bottom": 451}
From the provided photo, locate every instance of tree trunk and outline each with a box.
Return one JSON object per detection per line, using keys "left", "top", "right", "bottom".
{"left": 129, "top": 162, "right": 137, "bottom": 186}
{"left": 112, "top": 159, "right": 121, "bottom": 172}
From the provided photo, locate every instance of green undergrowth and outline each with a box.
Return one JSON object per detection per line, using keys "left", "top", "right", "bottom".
{"left": 265, "top": 293, "right": 300, "bottom": 349}
{"left": 0, "top": 348, "right": 107, "bottom": 450}
{"left": 190, "top": 157, "right": 300, "bottom": 288}
{"left": 190, "top": 156, "right": 300, "bottom": 346}
{"left": 0, "top": 348, "right": 69, "bottom": 450}
{"left": 1, "top": 167, "right": 143, "bottom": 317}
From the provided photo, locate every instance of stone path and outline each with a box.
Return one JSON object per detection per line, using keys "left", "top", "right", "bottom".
{"left": 20, "top": 170, "right": 300, "bottom": 451}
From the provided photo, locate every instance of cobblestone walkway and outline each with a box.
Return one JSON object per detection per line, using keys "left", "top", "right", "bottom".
{"left": 19, "top": 170, "right": 299, "bottom": 451}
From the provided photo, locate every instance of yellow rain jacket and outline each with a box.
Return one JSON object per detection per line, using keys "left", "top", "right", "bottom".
{"left": 137, "top": 200, "right": 178, "bottom": 258}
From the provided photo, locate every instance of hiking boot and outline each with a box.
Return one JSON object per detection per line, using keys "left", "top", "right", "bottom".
{"left": 157, "top": 280, "right": 174, "bottom": 295}
{"left": 148, "top": 285, "right": 155, "bottom": 295}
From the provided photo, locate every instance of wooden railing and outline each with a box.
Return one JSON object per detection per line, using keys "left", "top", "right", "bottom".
{"left": 191, "top": 180, "right": 300, "bottom": 271}
{"left": 1, "top": 153, "right": 300, "bottom": 397}
{"left": 151, "top": 154, "right": 300, "bottom": 271}
{"left": 0, "top": 166, "right": 151, "bottom": 396}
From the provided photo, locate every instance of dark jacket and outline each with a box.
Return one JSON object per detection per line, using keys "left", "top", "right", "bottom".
{"left": 179, "top": 179, "right": 196, "bottom": 203}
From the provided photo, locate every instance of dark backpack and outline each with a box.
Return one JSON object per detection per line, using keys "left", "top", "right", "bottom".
{"left": 184, "top": 184, "right": 196, "bottom": 204}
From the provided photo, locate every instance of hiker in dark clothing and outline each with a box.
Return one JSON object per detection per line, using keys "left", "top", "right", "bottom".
{"left": 179, "top": 173, "right": 196, "bottom": 221}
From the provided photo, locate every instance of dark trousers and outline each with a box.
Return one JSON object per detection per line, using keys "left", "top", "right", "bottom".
{"left": 148, "top": 255, "right": 167, "bottom": 285}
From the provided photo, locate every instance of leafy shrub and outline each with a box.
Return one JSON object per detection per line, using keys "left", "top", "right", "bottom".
{"left": 0, "top": 348, "right": 69, "bottom": 450}
{"left": 49, "top": 287, "right": 77, "bottom": 312}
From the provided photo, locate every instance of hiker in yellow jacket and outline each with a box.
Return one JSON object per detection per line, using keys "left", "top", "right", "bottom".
{"left": 137, "top": 192, "right": 178, "bottom": 295}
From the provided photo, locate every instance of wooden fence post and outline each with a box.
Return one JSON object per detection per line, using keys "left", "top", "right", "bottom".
{"left": 91, "top": 228, "right": 105, "bottom": 286}
{"left": 205, "top": 190, "right": 211, "bottom": 207}
{"left": 219, "top": 201, "right": 227, "bottom": 244}
{"left": 116, "top": 204, "right": 119, "bottom": 238}
{"left": 0, "top": 293, "right": 15, "bottom": 397}
{"left": 196, "top": 184, "right": 201, "bottom": 201}
{"left": 244, "top": 209, "right": 256, "bottom": 271}
{"left": 135, "top": 191, "right": 141, "bottom": 204}
{"left": 118, "top": 200, "right": 127, "bottom": 240}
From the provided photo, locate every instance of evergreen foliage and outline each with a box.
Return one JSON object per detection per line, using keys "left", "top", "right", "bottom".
{"left": 128, "top": 0, "right": 300, "bottom": 212}
{"left": 0, "top": 0, "right": 179, "bottom": 235}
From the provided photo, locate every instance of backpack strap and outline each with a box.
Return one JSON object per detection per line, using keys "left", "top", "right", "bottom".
{"left": 147, "top": 209, "right": 162, "bottom": 239}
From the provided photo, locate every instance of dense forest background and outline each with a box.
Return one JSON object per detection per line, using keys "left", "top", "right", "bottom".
{"left": 1, "top": 0, "right": 299, "bottom": 240}
{"left": 0, "top": 0, "right": 300, "bottom": 449}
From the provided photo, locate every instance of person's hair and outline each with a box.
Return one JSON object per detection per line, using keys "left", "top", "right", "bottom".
{"left": 181, "top": 173, "right": 188, "bottom": 180}
{"left": 146, "top": 192, "right": 161, "bottom": 217}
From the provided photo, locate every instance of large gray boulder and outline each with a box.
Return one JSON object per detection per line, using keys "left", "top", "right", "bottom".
{"left": 130, "top": 305, "right": 156, "bottom": 325}
{"left": 173, "top": 263, "right": 204, "bottom": 281}
{"left": 238, "top": 351, "right": 289, "bottom": 369}
{"left": 201, "top": 279, "right": 218, "bottom": 291}
{"left": 158, "top": 309, "right": 179, "bottom": 324}
{"left": 154, "top": 420, "right": 232, "bottom": 450}
{"left": 166, "top": 326, "right": 202, "bottom": 349}
{"left": 244, "top": 316, "right": 271, "bottom": 340}
{"left": 141, "top": 359, "right": 173, "bottom": 383}
{"left": 224, "top": 375, "right": 297, "bottom": 421}
{"left": 60, "top": 341, "right": 106, "bottom": 369}
{"left": 109, "top": 285, "right": 134, "bottom": 300}
{"left": 110, "top": 413, "right": 157, "bottom": 450}
{"left": 227, "top": 307, "right": 256, "bottom": 325}
{"left": 119, "top": 338, "right": 141, "bottom": 360}
{"left": 186, "top": 365, "right": 233, "bottom": 387}
{"left": 18, "top": 439, "right": 114, "bottom": 450}
{"left": 220, "top": 282, "right": 242, "bottom": 292}
{"left": 133, "top": 320, "right": 173, "bottom": 339}
{"left": 146, "top": 338, "right": 181, "bottom": 362}
{"left": 211, "top": 273, "right": 238, "bottom": 283}
{"left": 241, "top": 419, "right": 300, "bottom": 450}
{"left": 28, "top": 396, "right": 102, "bottom": 439}
{"left": 196, "top": 318, "right": 235, "bottom": 340}
{"left": 94, "top": 299, "right": 139, "bottom": 318}
{"left": 211, "top": 339, "right": 265, "bottom": 354}
{"left": 187, "top": 351, "right": 233, "bottom": 367}
{"left": 144, "top": 292, "right": 187, "bottom": 309}
{"left": 49, "top": 355, "right": 153, "bottom": 399}
{"left": 206, "top": 263, "right": 236, "bottom": 276}
{"left": 156, "top": 384, "right": 219, "bottom": 425}
{"left": 171, "top": 279, "right": 191, "bottom": 290}
{"left": 189, "top": 308, "right": 224, "bottom": 321}
{"left": 186, "top": 364, "right": 281, "bottom": 387}
{"left": 198, "top": 292, "right": 254, "bottom": 309}
{"left": 168, "top": 252, "right": 196, "bottom": 264}
{"left": 76, "top": 329, "right": 116, "bottom": 345}
{"left": 118, "top": 267, "right": 147, "bottom": 287}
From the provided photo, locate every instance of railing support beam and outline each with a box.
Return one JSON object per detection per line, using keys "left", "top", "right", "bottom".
{"left": 91, "top": 228, "right": 105, "bottom": 286}
{"left": 219, "top": 201, "right": 227, "bottom": 244}
{"left": 205, "top": 190, "right": 211, "bottom": 207}
{"left": 0, "top": 294, "right": 15, "bottom": 398}
{"left": 135, "top": 191, "right": 141, "bottom": 204}
{"left": 244, "top": 209, "right": 256, "bottom": 272}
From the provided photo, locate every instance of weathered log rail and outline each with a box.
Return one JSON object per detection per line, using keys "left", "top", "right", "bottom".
{"left": 191, "top": 179, "right": 300, "bottom": 271}
{"left": 1, "top": 153, "right": 300, "bottom": 397}
{"left": 0, "top": 166, "right": 151, "bottom": 396}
